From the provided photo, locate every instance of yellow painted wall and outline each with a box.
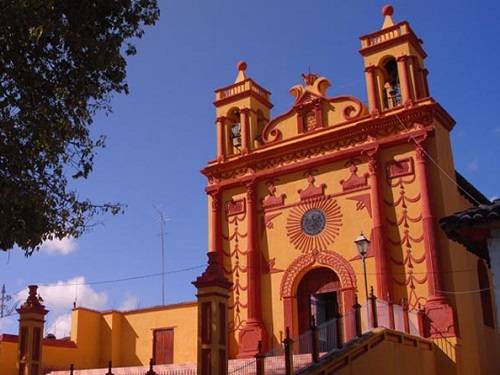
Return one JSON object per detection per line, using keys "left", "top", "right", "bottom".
{"left": 0, "top": 340, "right": 17, "bottom": 375}
{"left": 69, "top": 303, "right": 198, "bottom": 368}
{"left": 0, "top": 339, "right": 82, "bottom": 375}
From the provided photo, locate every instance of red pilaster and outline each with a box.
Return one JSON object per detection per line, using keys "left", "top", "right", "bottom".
{"left": 397, "top": 56, "right": 413, "bottom": 105}
{"left": 240, "top": 108, "right": 250, "bottom": 155}
{"left": 238, "top": 180, "right": 268, "bottom": 357}
{"left": 367, "top": 150, "right": 391, "bottom": 299}
{"left": 364, "top": 66, "right": 380, "bottom": 115}
{"left": 414, "top": 139, "right": 456, "bottom": 338}
{"left": 216, "top": 116, "right": 226, "bottom": 162}
{"left": 208, "top": 189, "right": 222, "bottom": 262}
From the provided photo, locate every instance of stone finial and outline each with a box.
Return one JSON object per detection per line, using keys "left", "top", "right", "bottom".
{"left": 17, "top": 285, "right": 47, "bottom": 315}
{"left": 234, "top": 60, "right": 248, "bottom": 83}
{"left": 382, "top": 5, "right": 395, "bottom": 29}
{"left": 192, "top": 252, "right": 232, "bottom": 289}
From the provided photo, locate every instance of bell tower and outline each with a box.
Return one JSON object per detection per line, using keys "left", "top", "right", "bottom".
{"left": 213, "top": 61, "right": 272, "bottom": 160}
{"left": 360, "top": 5, "right": 430, "bottom": 114}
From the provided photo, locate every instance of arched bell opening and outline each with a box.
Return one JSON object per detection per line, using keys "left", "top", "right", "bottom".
{"left": 380, "top": 57, "right": 401, "bottom": 109}
{"left": 225, "top": 107, "right": 241, "bottom": 155}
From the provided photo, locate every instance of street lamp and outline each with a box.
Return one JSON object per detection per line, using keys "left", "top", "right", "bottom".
{"left": 354, "top": 233, "right": 371, "bottom": 325}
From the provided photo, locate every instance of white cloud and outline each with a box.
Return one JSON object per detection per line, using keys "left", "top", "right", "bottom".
{"left": 16, "top": 277, "right": 107, "bottom": 312}
{"left": 466, "top": 159, "right": 479, "bottom": 173}
{"left": 119, "top": 294, "right": 139, "bottom": 311}
{"left": 40, "top": 237, "right": 77, "bottom": 255}
{"left": 46, "top": 313, "right": 71, "bottom": 338}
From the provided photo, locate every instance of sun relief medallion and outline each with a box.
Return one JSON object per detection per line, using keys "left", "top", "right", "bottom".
{"left": 286, "top": 198, "right": 342, "bottom": 253}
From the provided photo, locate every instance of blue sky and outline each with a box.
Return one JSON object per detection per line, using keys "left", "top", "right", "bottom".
{"left": 1, "top": 1, "right": 499, "bottom": 336}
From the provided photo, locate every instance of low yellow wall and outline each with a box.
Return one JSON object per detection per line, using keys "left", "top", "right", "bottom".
{"left": 70, "top": 302, "right": 198, "bottom": 368}
{"left": 0, "top": 301, "right": 198, "bottom": 374}
{"left": 305, "top": 328, "right": 457, "bottom": 375}
{"left": 0, "top": 337, "right": 80, "bottom": 375}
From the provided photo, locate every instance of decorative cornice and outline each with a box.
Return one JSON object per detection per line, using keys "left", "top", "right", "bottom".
{"left": 202, "top": 104, "right": 447, "bottom": 187}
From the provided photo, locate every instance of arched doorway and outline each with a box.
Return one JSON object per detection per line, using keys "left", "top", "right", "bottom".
{"left": 297, "top": 267, "right": 341, "bottom": 352}
{"left": 280, "top": 250, "right": 357, "bottom": 342}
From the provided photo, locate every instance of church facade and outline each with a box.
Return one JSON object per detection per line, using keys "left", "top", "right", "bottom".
{"left": 1, "top": 5, "right": 499, "bottom": 375}
{"left": 201, "top": 5, "right": 499, "bottom": 373}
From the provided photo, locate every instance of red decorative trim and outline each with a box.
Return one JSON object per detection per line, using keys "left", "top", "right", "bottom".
{"left": 386, "top": 157, "right": 415, "bottom": 179}
{"left": 286, "top": 197, "right": 342, "bottom": 253}
{"left": 261, "top": 95, "right": 365, "bottom": 145}
{"left": 0, "top": 334, "right": 77, "bottom": 348}
{"left": 225, "top": 198, "right": 246, "bottom": 217}
{"left": 340, "top": 164, "right": 369, "bottom": 191}
{"left": 203, "top": 112, "right": 442, "bottom": 187}
{"left": 346, "top": 193, "right": 372, "bottom": 217}
{"left": 261, "top": 180, "right": 286, "bottom": 209}
{"left": 280, "top": 250, "right": 357, "bottom": 298}
{"left": 261, "top": 255, "right": 284, "bottom": 274}
{"left": 263, "top": 212, "right": 282, "bottom": 229}
{"left": 298, "top": 172, "right": 326, "bottom": 201}
{"left": 280, "top": 250, "right": 357, "bottom": 340}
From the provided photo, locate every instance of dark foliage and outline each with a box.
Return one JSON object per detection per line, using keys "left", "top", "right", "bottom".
{"left": 0, "top": 0, "right": 160, "bottom": 254}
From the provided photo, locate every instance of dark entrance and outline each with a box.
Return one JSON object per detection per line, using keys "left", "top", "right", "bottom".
{"left": 297, "top": 267, "right": 340, "bottom": 352}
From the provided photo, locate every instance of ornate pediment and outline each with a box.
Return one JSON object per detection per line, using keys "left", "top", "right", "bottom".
{"left": 289, "top": 73, "right": 331, "bottom": 104}
{"left": 260, "top": 72, "right": 367, "bottom": 145}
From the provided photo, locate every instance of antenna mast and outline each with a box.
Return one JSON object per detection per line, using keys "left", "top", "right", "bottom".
{"left": 154, "top": 207, "right": 167, "bottom": 305}
{"left": 1, "top": 284, "right": 13, "bottom": 318}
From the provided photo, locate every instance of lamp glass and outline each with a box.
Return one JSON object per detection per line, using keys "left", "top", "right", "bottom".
{"left": 354, "top": 233, "right": 370, "bottom": 257}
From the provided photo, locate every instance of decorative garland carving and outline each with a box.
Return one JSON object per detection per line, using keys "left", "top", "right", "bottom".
{"left": 222, "top": 209, "right": 248, "bottom": 332}
{"left": 286, "top": 197, "right": 342, "bottom": 253}
{"left": 385, "top": 178, "right": 426, "bottom": 310}
{"left": 280, "top": 250, "right": 357, "bottom": 298}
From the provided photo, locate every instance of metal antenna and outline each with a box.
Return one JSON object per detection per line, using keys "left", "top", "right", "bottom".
{"left": 1, "top": 284, "right": 13, "bottom": 318}
{"left": 154, "top": 207, "right": 170, "bottom": 305}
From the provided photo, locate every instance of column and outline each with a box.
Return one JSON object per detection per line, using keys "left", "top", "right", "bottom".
{"left": 240, "top": 109, "right": 250, "bottom": 155}
{"left": 414, "top": 142, "right": 443, "bottom": 298}
{"left": 215, "top": 117, "right": 226, "bottom": 162}
{"left": 17, "top": 285, "right": 48, "bottom": 375}
{"left": 208, "top": 189, "right": 222, "bottom": 263}
{"left": 397, "top": 56, "right": 413, "bottom": 105}
{"left": 409, "top": 56, "right": 422, "bottom": 100}
{"left": 414, "top": 139, "right": 456, "bottom": 338}
{"left": 367, "top": 152, "right": 391, "bottom": 299}
{"left": 238, "top": 180, "right": 268, "bottom": 357}
{"left": 193, "top": 253, "right": 232, "bottom": 375}
{"left": 364, "top": 66, "right": 380, "bottom": 114}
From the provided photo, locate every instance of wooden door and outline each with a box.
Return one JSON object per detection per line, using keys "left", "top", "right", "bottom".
{"left": 153, "top": 328, "right": 174, "bottom": 364}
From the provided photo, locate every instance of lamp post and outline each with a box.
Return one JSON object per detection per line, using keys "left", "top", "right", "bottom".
{"left": 354, "top": 233, "right": 371, "bottom": 327}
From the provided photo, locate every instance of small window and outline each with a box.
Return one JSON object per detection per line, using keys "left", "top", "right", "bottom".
{"left": 478, "top": 260, "right": 495, "bottom": 328}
